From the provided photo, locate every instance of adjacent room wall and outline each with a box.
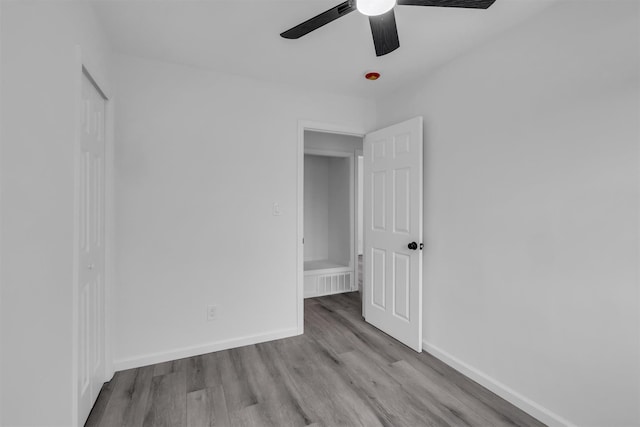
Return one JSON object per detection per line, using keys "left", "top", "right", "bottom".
{"left": 327, "top": 157, "right": 351, "bottom": 265}
{"left": 113, "top": 54, "right": 373, "bottom": 369}
{"left": 0, "top": 2, "right": 112, "bottom": 426}
{"left": 304, "top": 155, "right": 330, "bottom": 262}
{"left": 375, "top": 1, "right": 640, "bottom": 426}
{"left": 303, "top": 155, "right": 351, "bottom": 265}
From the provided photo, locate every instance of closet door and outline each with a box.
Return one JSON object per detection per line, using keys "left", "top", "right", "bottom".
{"left": 363, "top": 117, "right": 423, "bottom": 352}
{"left": 77, "top": 71, "right": 107, "bottom": 424}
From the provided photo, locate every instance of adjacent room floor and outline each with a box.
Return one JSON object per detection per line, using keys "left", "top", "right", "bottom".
{"left": 86, "top": 292, "right": 545, "bottom": 427}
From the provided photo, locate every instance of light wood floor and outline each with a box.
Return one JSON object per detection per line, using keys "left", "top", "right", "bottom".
{"left": 86, "top": 292, "right": 545, "bottom": 427}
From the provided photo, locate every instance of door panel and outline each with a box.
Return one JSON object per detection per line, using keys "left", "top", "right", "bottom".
{"left": 363, "top": 117, "right": 423, "bottom": 352}
{"left": 79, "top": 282, "right": 90, "bottom": 394}
{"left": 393, "top": 168, "right": 410, "bottom": 234}
{"left": 78, "top": 72, "right": 106, "bottom": 424}
{"left": 393, "top": 252, "right": 410, "bottom": 321}
{"left": 371, "top": 248, "right": 386, "bottom": 309}
{"left": 372, "top": 171, "right": 386, "bottom": 230}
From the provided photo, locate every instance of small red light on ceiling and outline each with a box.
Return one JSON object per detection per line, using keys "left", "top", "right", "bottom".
{"left": 365, "top": 72, "right": 381, "bottom": 81}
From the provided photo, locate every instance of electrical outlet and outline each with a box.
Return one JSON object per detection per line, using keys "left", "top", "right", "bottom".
{"left": 206, "top": 305, "right": 217, "bottom": 321}
{"left": 272, "top": 202, "right": 282, "bottom": 216}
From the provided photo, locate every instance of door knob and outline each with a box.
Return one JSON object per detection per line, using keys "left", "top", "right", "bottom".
{"left": 408, "top": 242, "right": 418, "bottom": 250}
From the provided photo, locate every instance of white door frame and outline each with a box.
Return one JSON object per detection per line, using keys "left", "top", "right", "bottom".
{"left": 354, "top": 149, "right": 364, "bottom": 314}
{"left": 72, "top": 47, "right": 115, "bottom": 427}
{"left": 296, "top": 121, "right": 366, "bottom": 334}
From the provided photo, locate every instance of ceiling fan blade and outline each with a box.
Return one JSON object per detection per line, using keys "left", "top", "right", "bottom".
{"left": 397, "top": 0, "right": 496, "bottom": 9}
{"left": 369, "top": 9, "right": 400, "bottom": 57}
{"left": 280, "top": 1, "right": 356, "bottom": 39}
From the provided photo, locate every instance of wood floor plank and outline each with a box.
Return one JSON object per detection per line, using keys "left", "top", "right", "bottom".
{"left": 153, "top": 360, "right": 175, "bottom": 377}
{"left": 393, "top": 357, "right": 526, "bottom": 427}
{"left": 320, "top": 294, "right": 544, "bottom": 427}
{"left": 216, "top": 348, "right": 261, "bottom": 425}
{"left": 92, "top": 365, "right": 154, "bottom": 427}
{"left": 186, "top": 385, "right": 230, "bottom": 427}
{"left": 200, "top": 351, "right": 227, "bottom": 390}
{"left": 304, "top": 307, "right": 355, "bottom": 355}
{"left": 186, "top": 388, "right": 214, "bottom": 427}
{"left": 143, "top": 371, "right": 187, "bottom": 427}
{"left": 89, "top": 370, "right": 136, "bottom": 427}
{"left": 186, "top": 355, "right": 206, "bottom": 393}
{"left": 254, "top": 341, "right": 324, "bottom": 426}
{"left": 311, "top": 299, "right": 484, "bottom": 424}
{"left": 311, "top": 299, "right": 400, "bottom": 365}
{"left": 86, "top": 292, "right": 546, "bottom": 427}
{"left": 246, "top": 343, "right": 313, "bottom": 426}
{"left": 338, "top": 350, "right": 447, "bottom": 427}
{"left": 232, "top": 403, "right": 274, "bottom": 427}
{"left": 270, "top": 335, "right": 387, "bottom": 427}
{"left": 316, "top": 293, "right": 546, "bottom": 427}
{"left": 84, "top": 379, "right": 113, "bottom": 426}
{"left": 415, "top": 351, "right": 546, "bottom": 427}
{"left": 385, "top": 358, "right": 492, "bottom": 426}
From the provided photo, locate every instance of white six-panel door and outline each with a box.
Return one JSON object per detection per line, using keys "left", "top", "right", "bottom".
{"left": 78, "top": 72, "right": 106, "bottom": 424}
{"left": 363, "top": 117, "right": 423, "bottom": 352}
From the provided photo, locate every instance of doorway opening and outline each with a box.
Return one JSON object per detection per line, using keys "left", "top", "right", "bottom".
{"left": 303, "top": 132, "right": 363, "bottom": 299}
{"left": 296, "top": 117, "right": 423, "bottom": 353}
{"left": 296, "top": 122, "right": 366, "bottom": 333}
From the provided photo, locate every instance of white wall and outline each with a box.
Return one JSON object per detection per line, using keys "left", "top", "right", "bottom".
{"left": 375, "top": 1, "right": 640, "bottom": 426}
{"left": 113, "top": 54, "right": 373, "bottom": 368}
{"left": 304, "top": 155, "right": 330, "bottom": 261}
{"left": 305, "top": 130, "right": 363, "bottom": 153}
{"left": 0, "top": 2, "right": 112, "bottom": 426}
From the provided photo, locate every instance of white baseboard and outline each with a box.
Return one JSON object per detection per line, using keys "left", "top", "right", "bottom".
{"left": 422, "top": 340, "right": 576, "bottom": 427}
{"left": 114, "top": 328, "right": 300, "bottom": 372}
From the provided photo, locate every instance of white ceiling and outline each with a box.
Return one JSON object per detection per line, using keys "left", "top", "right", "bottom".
{"left": 93, "top": 0, "right": 555, "bottom": 98}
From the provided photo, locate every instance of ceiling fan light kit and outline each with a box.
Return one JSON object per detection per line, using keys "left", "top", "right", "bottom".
{"left": 280, "top": 0, "right": 497, "bottom": 57}
{"left": 357, "top": 0, "right": 396, "bottom": 16}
